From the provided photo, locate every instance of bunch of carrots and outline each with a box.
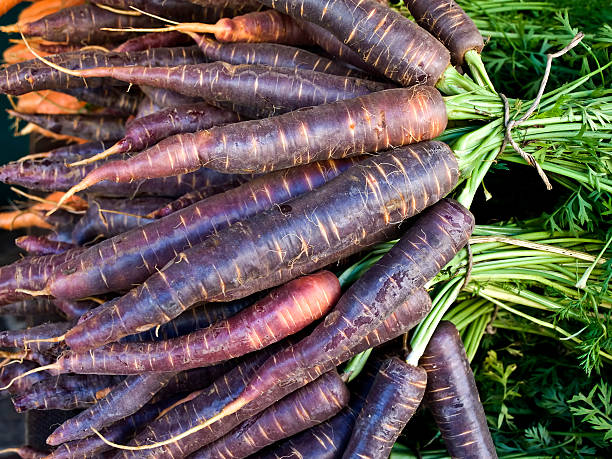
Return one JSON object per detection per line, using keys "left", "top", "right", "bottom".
{"left": 0, "top": 0, "right": 609, "bottom": 457}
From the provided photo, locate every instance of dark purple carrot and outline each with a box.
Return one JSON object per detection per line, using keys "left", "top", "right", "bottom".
{"left": 54, "top": 271, "right": 341, "bottom": 374}
{"left": 123, "top": 295, "right": 258, "bottom": 343}
{"left": 70, "top": 61, "right": 392, "bottom": 119}
{"left": 138, "top": 86, "right": 201, "bottom": 108}
{"left": 61, "top": 87, "right": 143, "bottom": 116}
{"left": 1, "top": 3, "right": 165, "bottom": 45}
{"left": 11, "top": 374, "right": 122, "bottom": 412}
{"left": 155, "top": 362, "right": 238, "bottom": 402}
{"left": 148, "top": 188, "right": 221, "bottom": 218}
{"left": 15, "top": 236, "right": 76, "bottom": 256}
{"left": 0, "top": 321, "right": 73, "bottom": 352}
{"left": 71, "top": 197, "right": 170, "bottom": 244}
{"left": 71, "top": 102, "right": 240, "bottom": 166}
{"left": 126, "top": 9, "right": 310, "bottom": 45}
{"left": 51, "top": 299, "right": 96, "bottom": 319}
{"left": 420, "top": 321, "right": 498, "bottom": 458}
{"left": 61, "top": 142, "right": 455, "bottom": 351}
{"left": 19, "top": 140, "right": 114, "bottom": 163}
{"left": 8, "top": 111, "right": 126, "bottom": 142}
{"left": 47, "top": 372, "right": 176, "bottom": 444}
{"left": 114, "top": 31, "right": 192, "bottom": 53}
{"left": 45, "top": 158, "right": 354, "bottom": 302}
{"left": 0, "top": 249, "right": 85, "bottom": 305}
{"left": 0, "top": 46, "right": 205, "bottom": 96}
{"left": 111, "top": 289, "right": 427, "bottom": 458}
{"left": 189, "top": 34, "right": 369, "bottom": 78}
{"left": 405, "top": 0, "right": 484, "bottom": 65}
{"left": 1, "top": 361, "right": 49, "bottom": 395}
{"left": 45, "top": 396, "right": 181, "bottom": 459}
{"left": 0, "top": 299, "right": 57, "bottom": 318}
{"left": 151, "top": 199, "right": 473, "bottom": 446}
{"left": 0, "top": 446, "right": 46, "bottom": 459}
{"left": 342, "top": 357, "right": 427, "bottom": 459}
{"left": 56, "top": 85, "right": 443, "bottom": 202}
{"left": 261, "top": 0, "right": 450, "bottom": 86}
{"left": 190, "top": 370, "right": 349, "bottom": 459}
{"left": 134, "top": 96, "right": 161, "bottom": 118}
{"left": 0, "top": 152, "right": 245, "bottom": 198}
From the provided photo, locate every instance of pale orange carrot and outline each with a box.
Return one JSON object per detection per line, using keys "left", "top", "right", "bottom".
{"left": 16, "top": 90, "right": 88, "bottom": 115}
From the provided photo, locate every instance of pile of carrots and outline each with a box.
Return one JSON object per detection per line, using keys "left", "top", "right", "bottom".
{"left": 0, "top": 0, "right": 567, "bottom": 457}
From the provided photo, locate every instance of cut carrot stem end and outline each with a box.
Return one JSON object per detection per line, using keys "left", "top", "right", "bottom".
{"left": 68, "top": 142, "right": 124, "bottom": 166}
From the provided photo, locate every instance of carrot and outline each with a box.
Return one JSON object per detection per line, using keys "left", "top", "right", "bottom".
{"left": 0, "top": 46, "right": 205, "bottom": 96}
{"left": 70, "top": 61, "right": 392, "bottom": 119}
{"left": 61, "top": 87, "right": 143, "bottom": 116}
{"left": 45, "top": 396, "right": 181, "bottom": 459}
{"left": 71, "top": 196, "right": 169, "bottom": 244}
{"left": 54, "top": 271, "right": 339, "bottom": 374}
{"left": 148, "top": 187, "right": 224, "bottom": 218}
{"left": 144, "top": 199, "right": 473, "bottom": 450}
{"left": 0, "top": 361, "right": 49, "bottom": 396}
{"left": 260, "top": 0, "right": 450, "bottom": 86}
{"left": 123, "top": 296, "right": 258, "bottom": 343}
{"left": 17, "top": 0, "right": 84, "bottom": 24}
{"left": 15, "top": 91, "right": 88, "bottom": 115}
{"left": 0, "top": 321, "right": 73, "bottom": 352}
{"left": 113, "top": 31, "right": 192, "bottom": 53}
{"left": 1, "top": 3, "right": 166, "bottom": 45}
{"left": 3, "top": 42, "right": 51, "bottom": 65}
{"left": 0, "top": 299, "right": 58, "bottom": 317}
{"left": 55, "top": 85, "right": 443, "bottom": 201}
{"left": 124, "top": 10, "right": 310, "bottom": 45}
{"left": 18, "top": 122, "right": 88, "bottom": 143}
{"left": 45, "top": 158, "right": 355, "bottom": 301}
{"left": 138, "top": 85, "right": 201, "bottom": 108}
{"left": 15, "top": 236, "right": 76, "bottom": 256}
{"left": 190, "top": 370, "right": 349, "bottom": 459}
{"left": 0, "top": 0, "right": 28, "bottom": 19}
{"left": 11, "top": 374, "right": 122, "bottom": 412}
{"left": 114, "top": 289, "right": 431, "bottom": 457}
{"left": 190, "top": 34, "right": 370, "bottom": 78}
{"left": 49, "top": 299, "right": 94, "bottom": 319}
{"left": 0, "top": 210, "right": 53, "bottom": 231}
{"left": 0, "top": 446, "right": 46, "bottom": 459}
{"left": 342, "top": 358, "right": 427, "bottom": 458}
{"left": 420, "top": 321, "right": 498, "bottom": 458}
{"left": 405, "top": 0, "right": 484, "bottom": 66}
{"left": 47, "top": 372, "right": 177, "bottom": 444}
{"left": 69, "top": 102, "right": 241, "bottom": 166}
{"left": 0, "top": 249, "right": 85, "bottom": 305}
{"left": 8, "top": 111, "right": 126, "bottom": 142}
{"left": 58, "top": 143, "right": 455, "bottom": 351}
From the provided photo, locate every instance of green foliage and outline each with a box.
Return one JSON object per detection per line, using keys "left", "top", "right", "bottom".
{"left": 568, "top": 383, "right": 612, "bottom": 442}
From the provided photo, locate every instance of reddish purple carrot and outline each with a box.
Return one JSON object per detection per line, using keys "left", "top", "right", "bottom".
{"left": 15, "top": 236, "right": 76, "bottom": 256}
{"left": 113, "top": 31, "right": 192, "bottom": 53}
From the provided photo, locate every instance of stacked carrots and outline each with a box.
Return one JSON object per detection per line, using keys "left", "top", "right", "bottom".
{"left": 0, "top": 1, "right": 519, "bottom": 457}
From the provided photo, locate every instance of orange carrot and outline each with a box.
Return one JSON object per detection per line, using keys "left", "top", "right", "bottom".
{"left": 16, "top": 90, "right": 88, "bottom": 115}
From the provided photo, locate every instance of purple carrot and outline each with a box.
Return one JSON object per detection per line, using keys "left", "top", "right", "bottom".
{"left": 114, "top": 31, "right": 192, "bottom": 53}
{"left": 15, "top": 236, "right": 76, "bottom": 256}
{"left": 56, "top": 272, "right": 340, "bottom": 374}
{"left": 149, "top": 188, "right": 222, "bottom": 218}
{"left": 0, "top": 299, "right": 57, "bottom": 317}
{"left": 76, "top": 61, "right": 392, "bottom": 118}
{"left": 405, "top": 0, "right": 484, "bottom": 65}
{"left": 51, "top": 299, "right": 95, "bottom": 319}
{"left": 155, "top": 362, "right": 238, "bottom": 402}
{"left": 260, "top": 0, "right": 450, "bottom": 86}
{"left": 1, "top": 361, "right": 49, "bottom": 396}
{"left": 48, "top": 372, "right": 177, "bottom": 444}
{"left": 0, "top": 446, "right": 47, "bottom": 459}
{"left": 189, "top": 370, "right": 349, "bottom": 459}
{"left": 420, "top": 321, "right": 498, "bottom": 458}
{"left": 134, "top": 96, "right": 161, "bottom": 118}
{"left": 342, "top": 358, "right": 427, "bottom": 458}
{"left": 0, "top": 46, "right": 205, "bottom": 96}
{"left": 0, "top": 321, "right": 73, "bottom": 352}
{"left": 139, "top": 86, "right": 201, "bottom": 108}
{"left": 2, "top": 3, "right": 165, "bottom": 45}
{"left": 8, "top": 111, "right": 126, "bottom": 142}
{"left": 45, "top": 158, "right": 354, "bottom": 302}
{"left": 71, "top": 197, "right": 170, "bottom": 244}
{"left": 71, "top": 102, "right": 241, "bottom": 166}
{"left": 61, "top": 87, "right": 143, "bottom": 116}
{"left": 61, "top": 142, "right": 454, "bottom": 351}
{"left": 11, "top": 374, "right": 122, "bottom": 412}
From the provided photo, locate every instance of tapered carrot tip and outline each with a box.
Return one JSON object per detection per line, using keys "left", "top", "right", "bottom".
{"left": 18, "top": 152, "right": 51, "bottom": 162}
{"left": 0, "top": 24, "right": 19, "bottom": 33}
{"left": 0, "top": 363, "right": 58, "bottom": 391}
{"left": 24, "top": 334, "right": 66, "bottom": 347}
{"left": 14, "top": 288, "right": 51, "bottom": 297}
{"left": 46, "top": 178, "right": 99, "bottom": 216}
{"left": 68, "top": 141, "right": 124, "bottom": 167}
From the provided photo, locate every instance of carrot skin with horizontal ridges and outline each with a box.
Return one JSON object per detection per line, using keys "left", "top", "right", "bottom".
{"left": 47, "top": 158, "right": 354, "bottom": 301}
{"left": 342, "top": 358, "right": 427, "bottom": 459}
{"left": 406, "top": 0, "right": 485, "bottom": 65}
{"left": 0, "top": 299, "right": 58, "bottom": 317}
{"left": 8, "top": 111, "right": 126, "bottom": 142}
{"left": 61, "top": 272, "right": 340, "bottom": 373}
{"left": 420, "top": 321, "right": 498, "bottom": 458}
{"left": 60, "top": 87, "right": 142, "bottom": 116}
{"left": 72, "top": 85, "right": 445, "bottom": 186}
{"left": 0, "top": 321, "right": 72, "bottom": 352}
{"left": 62, "top": 143, "right": 454, "bottom": 349}
{"left": 138, "top": 86, "right": 202, "bottom": 108}
{"left": 115, "top": 288, "right": 431, "bottom": 458}
{"left": 189, "top": 370, "right": 349, "bottom": 459}
{"left": 1, "top": 361, "right": 49, "bottom": 396}
{"left": 79, "top": 62, "right": 392, "bottom": 118}
{"left": 15, "top": 236, "right": 76, "bottom": 256}
{"left": 11, "top": 374, "right": 123, "bottom": 412}
{"left": 0, "top": 46, "right": 205, "bottom": 96}
{"left": 259, "top": 0, "right": 451, "bottom": 86}
{"left": 191, "top": 34, "right": 369, "bottom": 78}
{"left": 114, "top": 31, "right": 192, "bottom": 53}
{"left": 47, "top": 372, "right": 177, "bottom": 444}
